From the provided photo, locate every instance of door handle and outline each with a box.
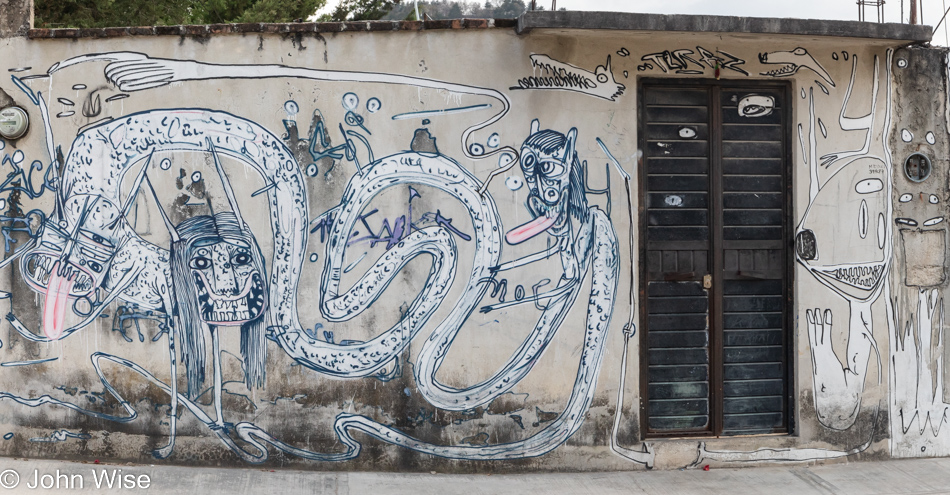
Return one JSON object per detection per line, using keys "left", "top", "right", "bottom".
{"left": 703, "top": 274, "right": 713, "bottom": 289}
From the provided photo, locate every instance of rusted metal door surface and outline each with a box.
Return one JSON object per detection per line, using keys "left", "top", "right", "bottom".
{"left": 640, "top": 81, "right": 792, "bottom": 437}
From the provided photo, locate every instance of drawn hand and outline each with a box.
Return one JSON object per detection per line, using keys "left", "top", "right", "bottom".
{"left": 807, "top": 307, "right": 851, "bottom": 429}
{"left": 806, "top": 308, "right": 837, "bottom": 372}
{"left": 49, "top": 52, "right": 196, "bottom": 91}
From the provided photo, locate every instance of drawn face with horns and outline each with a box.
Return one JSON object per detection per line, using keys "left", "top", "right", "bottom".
{"left": 178, "top": 214, "right": 267, "bottom": 326}
{"left": 506, "top": 120, "right": 587, "bottom": 245}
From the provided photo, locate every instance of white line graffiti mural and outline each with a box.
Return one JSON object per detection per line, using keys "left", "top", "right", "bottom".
{"left": 885, "top": 47, "right": 950, "bottom": 458}
{"left": 4, "top": 34, "right": 943, "bottom": 470}
{"left": 0, "top": 48, "right": 635, "bottom": 464}
{"left": 795, "top": 51, "right": 891, "bottom": 432}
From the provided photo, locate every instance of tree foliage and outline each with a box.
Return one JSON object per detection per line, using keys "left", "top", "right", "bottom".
{"left": 35, "top": 0, "right": 326, "bottom": 28}
{"left": 35, "top": 0, "right": 536, "bottom": 28}
{"left": 317, "top": 0, "right": 528, "bottom": 22}
{"left": 381, "top": 0, "right": 527, "bottom": 20}
{"left": 326, "top": 0, "right": 400, "bottom": 21}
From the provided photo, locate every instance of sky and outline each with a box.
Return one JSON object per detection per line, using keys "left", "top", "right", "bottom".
{"left": 314, "top": 0, "right": 949, "bottom": 45}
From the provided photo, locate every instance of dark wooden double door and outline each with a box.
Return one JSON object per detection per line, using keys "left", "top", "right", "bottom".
{"left": 639, "top": 81, "right": 792, "bottom": 437}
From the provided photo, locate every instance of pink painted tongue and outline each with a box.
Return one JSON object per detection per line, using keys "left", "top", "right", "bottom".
{"left": 505, "top": 215, "right": 557, "bottom": 245}
{"left": 43, "top": 262, "right": 74, "bottom": 340}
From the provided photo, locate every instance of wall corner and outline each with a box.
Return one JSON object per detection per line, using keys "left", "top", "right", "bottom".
{"left": 0, "top": 0, "right": 33, "bottom": 38}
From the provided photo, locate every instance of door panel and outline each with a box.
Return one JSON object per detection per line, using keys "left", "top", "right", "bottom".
{"left": 643, "top": 86, "right": 712, "bottom": 434}
{"left": 719, "top": 87, "right": 788, "bottom": 435}
{"left": 641, "top": 81, "right": 790, "bottom": 437}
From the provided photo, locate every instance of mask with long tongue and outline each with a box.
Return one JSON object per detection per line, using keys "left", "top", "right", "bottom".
{"left": 43, "top": 261, "right": 75, "bottom": 340}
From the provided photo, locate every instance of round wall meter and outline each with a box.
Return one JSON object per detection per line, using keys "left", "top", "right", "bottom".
{"left": 904, "top": 152, "right": 932, "bottom": 183}
{"left": 0, "top": 106, "right": 29, "bottom": 140}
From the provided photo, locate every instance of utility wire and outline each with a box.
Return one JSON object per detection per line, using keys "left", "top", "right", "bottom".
{"left": 933, "top": 4, "right": 950, "bottom": 34}
{"left": 944, "top": 0, "right": 949, "bottom": 45}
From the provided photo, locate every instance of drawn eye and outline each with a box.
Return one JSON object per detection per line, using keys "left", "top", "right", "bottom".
{"left": 80, "top": 229, "right": 114, "bottom": 248}
{"left": 86, "top": 260, "right": 103, "bottom": 273}
{"left": 924, "top": 217, "right": 944, "bottom": 226}
{"left": 540, "top": 161, "right": 565, "bottom": 176}
{"left": 597, "top": 73, "right": 609, "bottom": 84}
{"left": 855, "top": 178, "right": 883, "bottom": 194}
{"left": 190, "top": 256, "right": 211, "bottom": 270}
{"left": 930, "top": 195, "right": 940, "bottom": 204}
{"left": 899, "top": 194, "right": 913, "bottom": 203}
{"left": 895, "top": 218, "right": 918, "bottom": 226}
{"left": 232, "top": 252, "right": 252, "bottom": 266}
{"left": 521, "top": 153, "right": 536, "bottom": 171}
{"left": 793, "top": 47, "right": 807, "bottom": 55}
{"left": 366, "top": 97, "right": 381, "bottom": 113}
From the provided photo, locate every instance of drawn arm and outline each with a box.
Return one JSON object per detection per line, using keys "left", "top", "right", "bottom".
{"left": 806, "top": 303, "right": 877, "bottom": 430}
{"left": 490, "top": 245, "right": 560, "bottom": 273}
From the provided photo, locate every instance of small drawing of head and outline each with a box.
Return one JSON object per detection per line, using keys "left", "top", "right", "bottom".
{"left": 506, "top": 120, "right": 587, "bottom": 244}
{"left": 737, "top": 95, "right": 775, "bottom": 118}
{"left": 593, "top": 56, "right": 625, "bottom": 101}
{"left": 170, "top": 212, "right": 268, "bottom": 398}
{"left": 758, "top": 47, "right": 835, "bottom": 87}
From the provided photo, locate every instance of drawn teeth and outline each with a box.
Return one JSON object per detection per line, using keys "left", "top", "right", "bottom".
{"left": 765, "top": 64, "right": 797, "bottom": 76}
{"left": 830, "top": 265, "right": 883, "bottom": 288}
{"left": 34, "top": 257, "right": 56, "bottom": 284}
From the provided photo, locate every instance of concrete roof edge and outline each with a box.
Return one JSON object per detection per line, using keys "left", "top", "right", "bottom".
{"left": 26, "top": 18, "right": 516, "bottom": 39}
{"left": 516, "top": 11, "right": 933, "bottom": 43}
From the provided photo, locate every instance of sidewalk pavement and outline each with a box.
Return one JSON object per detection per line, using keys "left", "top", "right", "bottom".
{"left": 0, "top": 455, "right": 947, "bottom": 494}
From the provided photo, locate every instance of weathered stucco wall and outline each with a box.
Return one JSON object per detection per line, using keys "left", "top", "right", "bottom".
{"left": 0, "top": 14, "right": 944, "bottom": 471}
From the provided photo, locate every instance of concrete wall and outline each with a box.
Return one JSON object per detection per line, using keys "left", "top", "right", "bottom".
{"left": 0, "top": 14, "right": 944, "bottom": 471}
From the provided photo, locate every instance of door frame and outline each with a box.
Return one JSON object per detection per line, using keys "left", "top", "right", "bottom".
{"left": 637, "top": 77, "right": 796, "bottom": 438}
